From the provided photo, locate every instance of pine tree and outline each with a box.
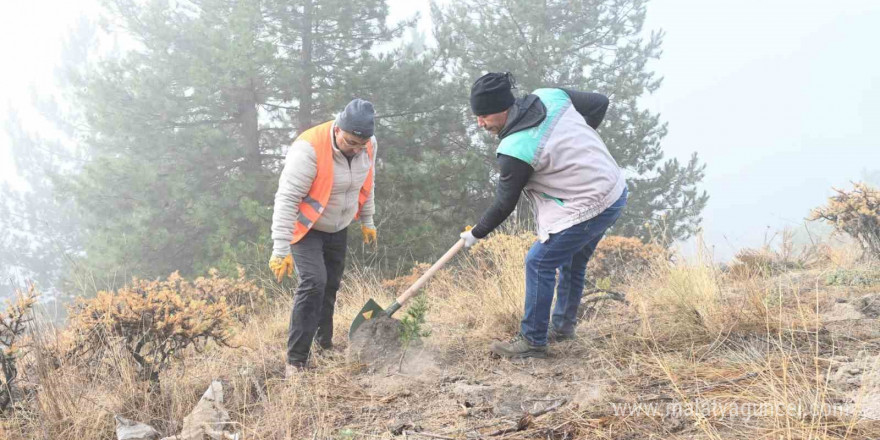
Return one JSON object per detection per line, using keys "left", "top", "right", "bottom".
{"left": 0, "top": 113, "right": 81, "bottom": 297}
{"left": 6, "top": 0, "right": 712, "bottom": 290}
{"left": 351, "top": 37, "right": 497, "bottom": 270}
{"left": 0, "top": 18, "right": 94, "bottom": 297}
{"left": 64, "top": 0, "right": 409, "bottom": 278}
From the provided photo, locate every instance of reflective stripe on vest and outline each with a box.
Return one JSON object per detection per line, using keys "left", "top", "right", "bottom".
{"left": 290, "top": 120, "right": 374, "bottom": 244}
{"left": 302, "top": 195, "right": 324, "bottom": 214}
{"left": 297, "top": 212, "right": 313, "bottom": 229}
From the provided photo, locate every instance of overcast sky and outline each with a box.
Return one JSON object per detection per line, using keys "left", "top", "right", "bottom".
{"left": 1, "top": 0, "right": 878, "bottom": 260}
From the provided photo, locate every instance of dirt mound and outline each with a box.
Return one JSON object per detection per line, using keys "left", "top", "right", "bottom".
{"left": 823, "top": 301, "right": 866, "bottom": 322}
{"left": 348, "top": 316, "right": 403, "bottom": 365}
{"left": 827, "top": 354, "right": 880, "bottom": 420}
{"left": 822, "top": 294, "right": 880, "bottom": 323}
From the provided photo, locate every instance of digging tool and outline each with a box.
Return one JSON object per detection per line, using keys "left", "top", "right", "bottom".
{"left": 349, "top": 238, "right": 466, "bottom": 339}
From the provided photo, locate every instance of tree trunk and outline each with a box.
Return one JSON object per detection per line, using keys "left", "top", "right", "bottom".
{"left": 238, "top": 79, "right": 262, "bottom": 197}
{"left": 297, "top": 0, "right": 314, "bottom": 133}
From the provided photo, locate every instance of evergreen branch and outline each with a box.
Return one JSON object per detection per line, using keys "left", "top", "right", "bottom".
{"left": 262, "top": 103, "right": 298, "bottom": 110}
{"left": 168, "top": 119, "right": 237, "bottom": 128}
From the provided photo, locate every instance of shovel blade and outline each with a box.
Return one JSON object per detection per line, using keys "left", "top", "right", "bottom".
{"left": 349, "top": 298, "right": 385, "bottom": 339}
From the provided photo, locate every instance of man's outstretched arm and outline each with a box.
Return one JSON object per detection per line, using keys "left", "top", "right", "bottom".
{"left": 471, "top": 154, "right": 534, "bottom": 238}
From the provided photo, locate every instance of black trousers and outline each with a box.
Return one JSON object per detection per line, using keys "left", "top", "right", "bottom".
{"left": 287, "top": 228, "right": 347, "bottom": 364}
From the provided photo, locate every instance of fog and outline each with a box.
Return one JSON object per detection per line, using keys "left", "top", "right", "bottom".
{"left": 1, "top": 0, "right": 878, "bottom": 296}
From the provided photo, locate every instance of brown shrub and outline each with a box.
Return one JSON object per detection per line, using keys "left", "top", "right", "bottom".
{"left": 728, "top": 248, "right": 787, "bottom": 279}
{"left": 469, "top": 231, "right": 535, "bottom": 271}
{"left": 381, "top": 263, "right": 432, "bottom": 294}
{"left": 727, "top": 229, "right": 835, "bottom": 279}
{"left": 68, "top": 272, "right": 239, "bottom": 383}
{"left": 193, "top": 267, "right": 266, "bottom": 318}
{"left": 0, "top": 284, "right": 37, "bottom": 413}
{"left": 587, "top": 236, "right": 665, "bottom": 284}
{"left": 809, "top": 182, "right": 880, "bottom": 259}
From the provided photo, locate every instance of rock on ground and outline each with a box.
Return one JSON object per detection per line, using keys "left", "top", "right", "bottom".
{"left": 856, "top": 293, "right": 880, "bottom": 318}
{"left": 159, "top": 381, "right": 240, "bottom": 440}
{"left": 115, "top": 415, "right": 160, "bottom": 440}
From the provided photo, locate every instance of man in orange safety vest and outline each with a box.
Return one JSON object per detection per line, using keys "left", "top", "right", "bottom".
{"left": 269, "top": 98, "right": 378, "bottom": 375}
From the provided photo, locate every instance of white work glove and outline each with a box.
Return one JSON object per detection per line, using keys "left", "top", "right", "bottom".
{"left": 460, "top": 228, "right": 479, "bottom": 249}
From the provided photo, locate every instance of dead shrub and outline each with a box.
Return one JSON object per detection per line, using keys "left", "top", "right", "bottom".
{"left": 381, "top": 263, "right": 432, "bottom": 294}
{"left": 809, "top": 182, "right": 880, "bottom": 259}
{"left": 727, "top": 229, "right": 830, "bottom": 279}
{"left": 587, "top": 236, "right": 665, "bottom": 284}
{"left": 422, "top": 232, "right": 534, "bottom": 336}
{"left": 193, "top": 267, "right": 266, "bottom": 318}
{"left": 645, "top": 261, "right": 727, "bottom": 335}
{"left": 469, "top": 231, "right": 535, "bottom": 271}
{"left": 68, "top": 272, "right": 238, "bottom": 384}
{"left": 0, "top": 284, "right": 37, "bottom": 413}
{"left": 729, "top": 248, "right": 787, "bottom": 279}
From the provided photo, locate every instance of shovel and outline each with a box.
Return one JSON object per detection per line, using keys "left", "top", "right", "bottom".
{"left": 348, "top": 238, "right": 466, "bottom": 339}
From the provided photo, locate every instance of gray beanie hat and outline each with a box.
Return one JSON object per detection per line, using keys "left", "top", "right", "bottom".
{"left": 337, "top": 98, "right": 375, "bottom": 138}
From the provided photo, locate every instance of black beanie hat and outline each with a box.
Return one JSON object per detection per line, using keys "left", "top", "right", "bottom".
{"left": 470, "top": 72, "right": 516, "bottom": 116}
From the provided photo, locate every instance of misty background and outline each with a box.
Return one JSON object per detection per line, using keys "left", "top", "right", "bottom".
{"left": 1, "top": 0, "right": 878, "bottom": 302}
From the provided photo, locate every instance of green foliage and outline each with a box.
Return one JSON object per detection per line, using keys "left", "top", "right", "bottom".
{"left": 61, "top": 0, "right": 412, "bottom": 280}
{"left": 335, "top": 429, "right": 358, "bottom": 440}
{"left": 217, "top": 239, "right": 297, "bottom": 300}
{"left": 399, "top": 294, "right": 431, "bottom": 345}
{"left": 0, "top": 19, "right": 96, "bottom": 296}
{"left": 4, "top": 0, "right": 709, "bottom": 291}
{"left": 1, "top": 93, "right": 87, "bottom": 296}
{"left": 594, "top": 277, "right": 613, "bottom": 291}
{"left": 347, "top": 39, "right": 496, "bottom": 271}
{"left": 825, "top": 269, "right": 880, "bottom": 287}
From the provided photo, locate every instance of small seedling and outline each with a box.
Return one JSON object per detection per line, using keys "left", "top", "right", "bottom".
{"left": 399, "top": 294, "right": 431, "bottom": 346}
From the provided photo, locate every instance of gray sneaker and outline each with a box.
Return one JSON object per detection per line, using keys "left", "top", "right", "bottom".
{"left": 547, "top": 327, "right": 576, "bottom": 343}
{"left": 489, "top": 334, "right": 547, "bottom": 359}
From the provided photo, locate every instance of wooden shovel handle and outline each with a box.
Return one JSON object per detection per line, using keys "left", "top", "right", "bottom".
{"left": 394, "top": 238, "right": 466, "bottom": 306}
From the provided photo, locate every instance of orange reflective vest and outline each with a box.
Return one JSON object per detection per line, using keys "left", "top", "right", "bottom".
{"left": 291, "top": 120, "right": 375, "bottom": 244}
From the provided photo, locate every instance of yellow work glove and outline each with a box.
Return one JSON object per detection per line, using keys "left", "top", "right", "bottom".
{"left": 269, "top": 254, "right": 294, "bottom": 283}
{"left": 361, "top": 224, "right": 378, "bottom": 245}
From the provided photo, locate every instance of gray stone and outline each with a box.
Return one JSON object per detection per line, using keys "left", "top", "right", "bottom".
{"left": 161, "top": 381, "right": 240, "bottom": 440}
{"left": 856, "top": 293, "right": 880, "bottom": 318}
{"left": 115, "top": 415, "right": 159, "bottom": 440}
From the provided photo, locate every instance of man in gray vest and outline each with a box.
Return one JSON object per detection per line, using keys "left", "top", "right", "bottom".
{"left": 460, "top": 72, "right": 628, "bottom": 358}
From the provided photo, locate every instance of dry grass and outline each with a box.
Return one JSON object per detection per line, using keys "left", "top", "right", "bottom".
{"left": 2, "top": 231, "right": 880, "bottom": 439}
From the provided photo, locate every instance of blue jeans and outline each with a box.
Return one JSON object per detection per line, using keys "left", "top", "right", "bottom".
{"left": 521, "top": 188, "right": 627, "bottom": 346}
